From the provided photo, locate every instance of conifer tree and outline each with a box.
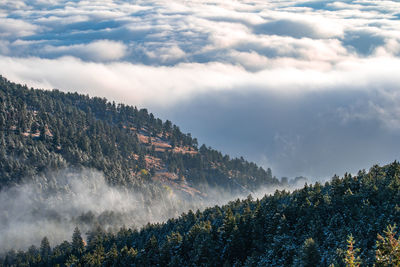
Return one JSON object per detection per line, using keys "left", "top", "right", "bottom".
{"left": 344, "top": 235, "right": 361, "bottom": 267}
{"left": 375, "top": 225, "right": 400, "bottom": 266}
{"left": 301, "top": 238, "right": 321, "bottom": 267}
{"left": 72, "top": 227, "right": 85, "bottom": 256}
{"left": 40, "top": 236, "right": 51, "bottom": 265}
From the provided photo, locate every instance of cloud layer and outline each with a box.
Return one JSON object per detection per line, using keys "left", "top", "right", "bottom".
{"left": 1, "top": 0, "right": 400, "bottom": 178}
{"left": 1, "top": 0, "right": 399, "bottom": 66}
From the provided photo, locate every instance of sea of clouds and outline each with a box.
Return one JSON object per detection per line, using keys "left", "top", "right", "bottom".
{"left": 0, "top": 0, "right": 400, "bottom": 178}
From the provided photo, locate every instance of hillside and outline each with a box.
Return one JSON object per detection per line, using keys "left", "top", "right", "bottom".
{"left": 0, "top": 75, "right": 279, "bottom": 196}
{"left": 2, "top": 162, "right": 400, "bottom": 266}
{"left": 0, "top": 76, "right": 286, "bottom": 253}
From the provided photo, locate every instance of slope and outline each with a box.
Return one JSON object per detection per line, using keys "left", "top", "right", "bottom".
{"left": 0, "top": 75, "right": 279, "bottom": 196}
{"left": 2, "top": 162, "right": 400, "bottom": 266}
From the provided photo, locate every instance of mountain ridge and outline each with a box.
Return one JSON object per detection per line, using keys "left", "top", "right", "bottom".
{"left": 0, "top": 75, "right": 280, "bottom": 196}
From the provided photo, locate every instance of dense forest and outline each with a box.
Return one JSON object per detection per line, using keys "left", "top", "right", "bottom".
{"left": 0, "top": 75, "right": 279, "bottom": 195}
{"left": 0, "top": 75, "right": 286, "bottom": 258}
{"left": 3, "top": 76, "right": 400, "bottom": 266}
{"left": 2, "top": 162, "right": 400, "bottom": 266}
{"left": 0, "top": 76, "right": 288, "bottom": 255}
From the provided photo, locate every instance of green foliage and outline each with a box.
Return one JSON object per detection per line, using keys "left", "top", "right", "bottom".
{"left": 375, "top": 225, "right": 400, "bottom": 266}
{"left": 65, "top": 255, "right": 78, "bottom": 267}
{"left": 301, "top": 238, "right": 321, "bottom": 267}
{"left": 3, "top": 162, "right": 400, "bottom": 266}
{"left": 82, "top": 245, "right": 105, "bottom": 267}
{"left": 39, "top": 237, "right": 51, "bottom": 261}
{"left": 72, "top": 227, "right": 85, "bottom": 256}
{"left": 344, "top": 235, "right": 361, "bottom": 267}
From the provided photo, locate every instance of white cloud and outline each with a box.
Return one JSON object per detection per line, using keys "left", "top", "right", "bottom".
{"left": 0, "top": 18, "right": 39, "bottom": 38}
{"left": 145, "top": 45, "right": 186, "bottom": 64}
{"left": 42, "top": 40, "right": 127, "bottom": 61}
{"left": 1, "top": 55, "right": 400, "bottom": 112}
{"left": 0, "top": 0, "right": 397, "bottom": 64}
{"left": 35, "top": 14, "right": 89, "bottom": 24}
{"left": 254, "top": 14, "right": 344, "bottom": 39}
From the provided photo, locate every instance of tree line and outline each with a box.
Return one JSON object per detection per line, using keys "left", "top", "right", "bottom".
{"left": 2, "top": 162, "right": 400, "bottom": 266}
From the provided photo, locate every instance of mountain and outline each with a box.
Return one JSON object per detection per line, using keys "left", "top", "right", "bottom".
{"left": 0, "top": 75, "right": 279, "bottom": 195}
{"left": 2, "top": 162, "right": 400, "bottom": 266}
{"left": 0, "top": 76, "right": 285, "bottom": 253}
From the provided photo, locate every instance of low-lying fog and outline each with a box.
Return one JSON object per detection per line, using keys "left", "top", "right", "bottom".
{"left": 0, "top": 168, "right": 306, "bottom": 252}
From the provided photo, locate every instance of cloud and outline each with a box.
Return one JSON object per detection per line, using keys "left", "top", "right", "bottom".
{"left": 0, "top": 18, "right": 39, "bottom": 38}
{"left": 0, "top": 0, "right": 398, "bottom": 66}
{"left": 42, "top": 40, "right": 127, "bottom": 61}
{"left": 0, "top": 168, "right": 302, "bottom": 251}
{"left": 157, "top": 88, "right": 400, "bottom": 180}
{"left": 253, "top": 17, "right": 343, "bottom": 39}
{"left": 144, "top": 44, "right": 186, "bottom": 64}
{"left": 0, "top": 168, "right": 200, "bottom": 251}
{"left": 1, "top": 54, "right": 400, "bottom": 106}
{"left": 342, "top": 30, "right": 386, "bottom": 55}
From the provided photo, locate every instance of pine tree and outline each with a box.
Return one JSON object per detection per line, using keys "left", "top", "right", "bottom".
{"left": 344, "top": 235, "right": 361, "bottom": 267}
{"left": 144, "top": 235, "right": 160, "bottom": 266}
{"left": 375, "top": 225, "right": 400, "bottom": 266}
{"left": 72, "top": 227, "right": 85, "bottom": 256}
{"left": 301, "top": 238, "right": 321, "bottom": 267}
{"left": 40, "top": 236, "right": 51, "bottom": 264}
{"left": 104, "top": 243, "right": 119, "bottom": 266}
{"left": 83, "top": 245, "right": 105, "bottom": 267}
{"left": 120, "top": 245, "right": 137, "bottom": 266}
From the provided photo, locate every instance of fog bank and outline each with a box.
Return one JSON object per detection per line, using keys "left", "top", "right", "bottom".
{"left": 0, "top": 168, "right": 305, "bottom": 252}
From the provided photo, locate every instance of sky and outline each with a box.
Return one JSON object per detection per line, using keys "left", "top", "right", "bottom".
{"left": 1, "top": 0, "right": 400, "bottom": 180}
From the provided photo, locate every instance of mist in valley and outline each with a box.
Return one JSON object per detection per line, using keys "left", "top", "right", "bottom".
{"left": 0, "top": 168, "right": 306, "bottom": 252}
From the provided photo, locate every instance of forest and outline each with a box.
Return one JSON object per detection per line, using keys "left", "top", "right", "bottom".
{"left": 2, "top": 162, "right": 400, "bottom": 266}
{"left": 0, "top": 75, "right": 279, "bottom": 195}
{"left": 2, "top": 76, "right": 400, "bottom": 266}
{"left": 0, "top": 75, "right": 283, "bottom": 260}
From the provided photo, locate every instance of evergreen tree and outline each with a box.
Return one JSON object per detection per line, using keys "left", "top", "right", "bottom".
{"left": 83, "top": 245, "right": 105, "bottom": 267}
{"left": 144, "top": 235, "right": 160, "bottom": 266}
{"left": 375, "top": 225, "right": 400, "bottom": 266}
{"left": 120, "top": 246, "right": 137, "bottom": 266}
{"left": 344, "top": 235, "right": 361, "bottom": 267}
{"left": 104, "top": 243, "right": 119, "bottom": 267}
{"left": 40, "top": 236, "right": 51, "bottom": 265}
{"left": 301, "top": 238, "right": 321, "bottom": 267}
{"left": 72, "top": 226, "right": 85, "bottom": 256}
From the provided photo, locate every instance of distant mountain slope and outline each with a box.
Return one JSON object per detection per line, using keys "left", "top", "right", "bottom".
{"left": 3, "top": 162, "right": 400, "bottom": 266}
{"left": 0, "top": 75, "right": 279, "bottom": 196}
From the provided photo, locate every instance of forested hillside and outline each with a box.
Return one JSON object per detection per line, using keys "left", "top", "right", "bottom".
{"left": 2, "top": 162, "right": 400, "bottom": 266}
{"left": 0, "top": 75, "right": 279, "bottom": 196}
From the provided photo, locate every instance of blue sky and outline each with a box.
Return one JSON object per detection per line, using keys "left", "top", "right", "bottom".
{"left": 1, "top": 0, "right": 400, "bottom": 179}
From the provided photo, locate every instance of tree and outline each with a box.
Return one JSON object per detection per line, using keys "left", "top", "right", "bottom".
{"left": 344, "top": 235, "right": 361, "bottom": 267}
{"left": 65, "top": 255, "right": 79, "bottom": 266}
{"left": 222, "top": 208, "right": 236, "bottom": 240}
{"left": 375, "top": 225, "right": 400, "bottom": 266}
{"left": 104, "top": 243, "right": 119, "bottom": 266}
{"left": 72, "top": 227, "right": 85, "bottom": 256}
{"left": 83, "top": 245, "right": 105, "bottom": 267}
{"left": 120, "top": 245, "right": 137, "bottom": 266}
{"left": 160, "top": 231, "right": 182, "bottom": 265}
{"left": 144, "top": 235, "right": 160, "bottom": 266}
{"left": 40, "top": 236, "right": 51, "bottom": 264}
{"left": 301, "top": 238, "right": 321, "bottom": 267}
{"left": 39, "top": 125, "right": 46, "bottom": 141}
